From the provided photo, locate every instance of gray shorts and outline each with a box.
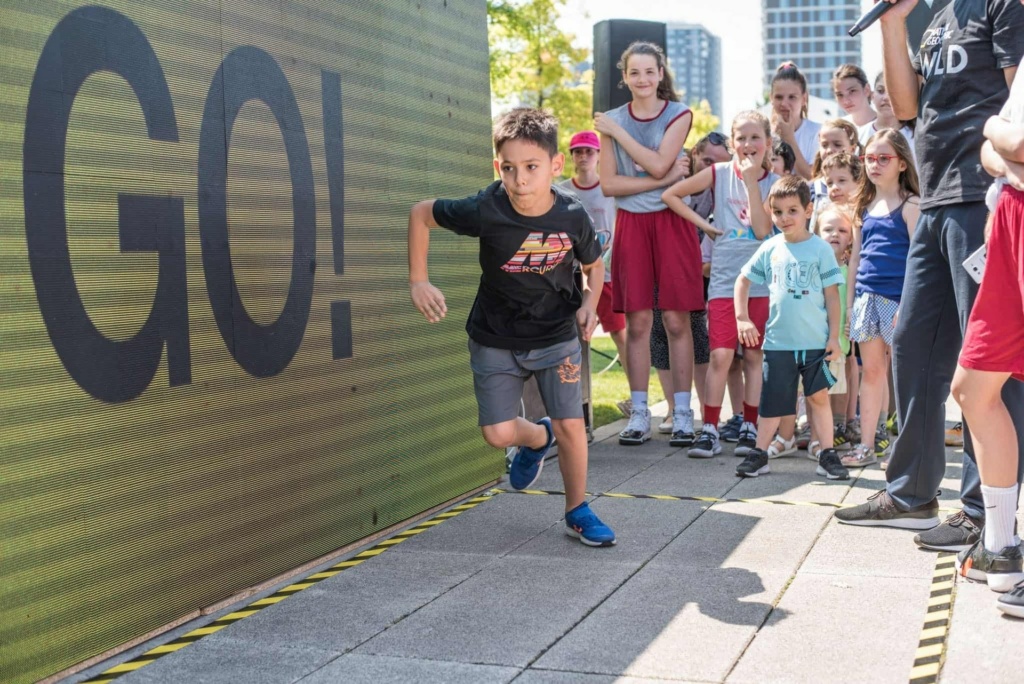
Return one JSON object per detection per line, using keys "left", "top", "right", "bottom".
{"left": 468, "top": 338, "right": 584, "bottom": 426}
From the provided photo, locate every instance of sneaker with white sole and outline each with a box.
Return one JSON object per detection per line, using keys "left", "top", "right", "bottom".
{"left": 508, "top": 417, "right": 553, "bottom": 490}
{"left": 734, "top": 421, "right": 758, "bottom": 456}
{"left": 835, "top": 489, "right": 940, "bottom": 529}
{"left": 657, "top": 416, "right": 673, "bottom": 434}
{"left": 816, "top": 449, "right": 850, "bottom": 480}
{"left": 688, "top": 425, "right": 722, "bottom": 458}
{"left": 719, "top": 414, "right": 743, "bottom": 442}
{"left": 767, "top": 434, "right": 797, "bottom": 458}
{"left": 619, "top": 408, "right": 651, "bottom": 445}
{"left": 564, "top": 501, "right": 616, "bottom": 547}
{"left": 956, "top": 540, "right": 1024, "bottom": 593}
{"left": 736, "top": 448, "right": 770, "bottom": 477}
{"left": 913, "top": 510, "right": 982, "bottom": 552}
{"left": 669, "top": 407, "right": 696, "bottom": 447}
{"left": 998, "top": 580, "right": 1024, "bottom": 618}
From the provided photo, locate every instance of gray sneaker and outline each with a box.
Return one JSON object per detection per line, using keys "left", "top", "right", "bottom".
{"left": 914, "top": 510, "right": 982, "bottom": 552}
{"left": 835, "top": 489, "right": 940, "bottom": 529}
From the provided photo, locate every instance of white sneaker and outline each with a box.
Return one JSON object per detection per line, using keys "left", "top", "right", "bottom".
{"left": 688, "top": 424, "right": 722, "bottom": 458}
{"left": 670, "top": 407, "right": 696, "bottom": 447}
{"left": 734, "top": 421, "right": 758, "bottom": 456}
{"left": 619, "top": 408, "right": 652, "bottom": 445}
{"left": 658, "top": 417, "right": 673, "bottom": 434}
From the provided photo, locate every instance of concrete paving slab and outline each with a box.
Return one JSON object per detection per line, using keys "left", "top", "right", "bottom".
{"left": 388, "top": 491, "right": 560, "bottom": 557}
{"left": 508, "top": 497, "right": 706, "bottom": 564}
{"left": 652, "top": 503, "right": 833, "bottom": 573}
{"left": 297, "top": 654, "right": 519, "bottom": 684}
{"left": 727, "top": 455, "right": 853, "bottom": 504}
{"left": 800, "top": 517, "right": 937, "bottom": 579}
{"left": 355, "top": 556, "right": 637, "bottom": 667}
{"left": 116, "top": 637, "right": 340, "bottom": 684}
{"left": 515, "top": 671, "right": 715, "bottom": 684}
{"left": 941, "top": 578, "right": 1024, "bottom": 684}
{"left": 534, "top": 564, "right": 791, "bottom": 682}
{"left": 212, "top": 549, "right": 494, "bottom": 653}
{"left": 610, "top": 455, "right": 740, "bottom": 499}
{"left": 727, "top": 574, "right": 930, "bottom": 684}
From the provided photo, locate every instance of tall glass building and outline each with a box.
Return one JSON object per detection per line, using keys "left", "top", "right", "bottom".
{"left": 666, "top": 22, "right": 723, "bottom": 119}
{"left": 762, "top": 0, "right": 862, "bottom": 102}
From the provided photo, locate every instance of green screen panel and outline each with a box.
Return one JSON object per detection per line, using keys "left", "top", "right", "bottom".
{"left": 0, "top": 2, "right": 496, "bottom": 682}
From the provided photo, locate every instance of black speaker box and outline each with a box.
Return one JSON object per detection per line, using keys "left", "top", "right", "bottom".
{"left": 593, "top": 19, "right": 667, "bottom": 114}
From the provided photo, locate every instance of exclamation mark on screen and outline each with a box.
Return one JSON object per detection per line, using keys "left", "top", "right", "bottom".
{"left": 322, "top": 70, "right": 352, "bottom": 359}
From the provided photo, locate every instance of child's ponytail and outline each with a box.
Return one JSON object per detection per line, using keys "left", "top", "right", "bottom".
{"left": 772, "top": 62, "right": 809, "bottom": 119}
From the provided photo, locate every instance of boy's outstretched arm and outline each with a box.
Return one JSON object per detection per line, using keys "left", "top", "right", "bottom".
{"left": 576, "top": 258, "right": 604, "bottom": 342}
{"left": 408, "top": 200, "right": 448, "bottom": 323}
{"left": 824, "top": 284, "right": 841, "bottom": 361}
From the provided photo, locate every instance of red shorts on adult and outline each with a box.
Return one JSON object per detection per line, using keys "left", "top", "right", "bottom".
{"left": 611, "top": 208, "right": 704, "bottom": 314}
{"left": 596, "top": 281, "right": 626, "bottom": 333}
{"left": 960, "top": 186, "right": 1024, "bottom": 382}
{"left": 708, "top": 296, "right": 768, "bottom": 351}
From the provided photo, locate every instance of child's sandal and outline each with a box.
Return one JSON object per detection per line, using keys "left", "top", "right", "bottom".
{"left": 805, "top": 440, "right": 822, "bottom": 462}
{"left": 767, "top": 434, "right": 797, "bottom": 459}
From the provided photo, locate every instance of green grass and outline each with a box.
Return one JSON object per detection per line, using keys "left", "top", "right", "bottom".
{"left": 589, "top": 336, "right": 665, "bottom": 429}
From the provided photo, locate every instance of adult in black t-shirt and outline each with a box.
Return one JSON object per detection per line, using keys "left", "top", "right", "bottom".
{"left": 836, "top": 0, "right": 1024, "bottom": 545}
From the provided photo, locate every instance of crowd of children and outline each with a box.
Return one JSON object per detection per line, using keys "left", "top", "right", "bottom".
{"left": 407, "top": 23, "right": 1024, "bottom": 619}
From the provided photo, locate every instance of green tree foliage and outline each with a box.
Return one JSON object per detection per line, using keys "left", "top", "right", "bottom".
{"left": 487, "top": 0, "right": 592, "bottom": 155}
{"left": 685, "top": 99, "right": 722, "bottom": 148}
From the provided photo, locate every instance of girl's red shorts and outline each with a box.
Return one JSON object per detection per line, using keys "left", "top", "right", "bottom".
{"left": 960, "top": 186, "right": 1024, "bottom": 382}
{"left": 611, "top": 208, "right": 704, "bottom": 314}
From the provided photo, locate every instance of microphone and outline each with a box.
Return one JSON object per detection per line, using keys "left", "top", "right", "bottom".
{"left": 848, "top": 1, "right": 895, "bottom": 37}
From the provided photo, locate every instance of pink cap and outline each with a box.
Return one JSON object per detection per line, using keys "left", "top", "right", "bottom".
{"left": 568, "top": 130, "right": 600, "bottom": 151}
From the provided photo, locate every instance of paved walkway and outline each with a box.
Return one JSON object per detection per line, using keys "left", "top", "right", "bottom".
{"left": 69, "top": 406, "right": 1023, "bottom": 684}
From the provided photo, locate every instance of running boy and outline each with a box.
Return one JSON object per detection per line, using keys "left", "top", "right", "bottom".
{"left": 407, "top": 108, "right": 615, "bottom": 546}
{"left": 734, "top": 176, "right": 850, "bottom": 480}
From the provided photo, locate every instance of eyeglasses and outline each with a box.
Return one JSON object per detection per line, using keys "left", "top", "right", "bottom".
{"left": 860, "top": 154, "right": 897, "bottom": 166}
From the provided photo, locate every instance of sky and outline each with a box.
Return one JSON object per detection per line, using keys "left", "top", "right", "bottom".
{"left": 556, "top": 0, "right": 883, "bottom": 127}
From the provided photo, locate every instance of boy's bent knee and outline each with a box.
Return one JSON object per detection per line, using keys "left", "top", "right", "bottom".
{"left": 481, "top": 422, "right": 517, "bottom": 449}
{"left": 806, "top": 389, "right": 830, "bottom": 406}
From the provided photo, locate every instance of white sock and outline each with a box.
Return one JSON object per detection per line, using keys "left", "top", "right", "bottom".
{"left": 631, "top": 391, "right": 648, "bottom": 413}
{"left": 982, "top": 483, "right": 1020, "bottom": 552}
{"left": 674, "top": 392, "right": 691, "bottom": 413}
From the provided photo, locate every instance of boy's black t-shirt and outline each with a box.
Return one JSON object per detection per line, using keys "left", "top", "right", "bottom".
{"left": 432, "top": 181, "right": 602, "bottom": 350}
{"left": 911, "top": 0, "right": 1024, "bottom": 210}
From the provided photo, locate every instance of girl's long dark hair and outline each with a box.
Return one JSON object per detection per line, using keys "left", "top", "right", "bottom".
{"left": 853, "top": 129, "right": 920, "bottom": 229}
{"left": 618, "top": 41, "right": 679, "bottom": 103}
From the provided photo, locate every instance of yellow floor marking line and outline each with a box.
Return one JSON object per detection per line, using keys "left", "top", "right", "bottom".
{"left": 81, "top": 493, "right": 495, "bottom": 682}
{"left": 908, "top": 553, "right": 957, "bottom": 684}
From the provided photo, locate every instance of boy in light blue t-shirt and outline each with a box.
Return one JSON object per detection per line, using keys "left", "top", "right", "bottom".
{"left": 734, "top": 176, "right": 849, "bottom": 481}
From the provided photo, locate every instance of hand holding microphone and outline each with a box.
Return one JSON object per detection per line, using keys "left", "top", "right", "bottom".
{"left": 848, "top": 0, "right": 919, "bottom": 37}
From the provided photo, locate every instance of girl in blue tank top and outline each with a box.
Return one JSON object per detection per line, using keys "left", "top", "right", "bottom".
{"left": 845, "top": 129, "right": 921, "bottom": 469}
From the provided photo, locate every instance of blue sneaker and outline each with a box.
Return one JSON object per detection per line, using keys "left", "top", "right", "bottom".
{"left": 564, "top": 502, "right": 616, "bottom": 547}
{"left": 508, "top": 417, "right": 553, "bottom": 490}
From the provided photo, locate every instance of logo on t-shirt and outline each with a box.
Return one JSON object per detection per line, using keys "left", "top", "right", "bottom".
{"left": 919, "top": 25, "right": 968, "bottom": 79}
{"left": 501, "top": 231, "right": 573, "bottom": 274}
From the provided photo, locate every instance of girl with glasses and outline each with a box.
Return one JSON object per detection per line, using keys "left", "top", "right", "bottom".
{"left": 844, "top": 129, "right": 921, "bottom": 468}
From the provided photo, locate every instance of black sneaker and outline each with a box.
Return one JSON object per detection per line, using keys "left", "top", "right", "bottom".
{"left": 687, "top": 425, "right": 722, "bottom": 458}
{"left": 913, "top": 510, "right": 982, "bottom": 552}
{"left": 873, "top": 428, "right": 891, "bottom": 457}
{"left": 736, "top": 448, "right": 770, "bottom": 477}
{"left": 734, "top": 421, "right": 758, "bottom": 456}
{"left": 998, "top": 580, "right": 1024, "bottom": 618}
{"left": 835, "top": 489, "right": 940, "bottom": 529}
{"left": 719, "top": 414, "right": 743, "bottom": 442}
{"left": 956, "top": 540, "right": 1024, "bottom": 593}
{"left": 815, "top": 448, "right": 850, "bottom": 480}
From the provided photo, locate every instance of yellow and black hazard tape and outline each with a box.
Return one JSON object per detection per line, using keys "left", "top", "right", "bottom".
{"left": 496, "top": 487, "right": 845, "bottom": 508}
{"left": 81, "top": 493, "right": 495, "bottom": 683}
{"left": 908, "top": 553, "right": 957, "bottom": 684}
